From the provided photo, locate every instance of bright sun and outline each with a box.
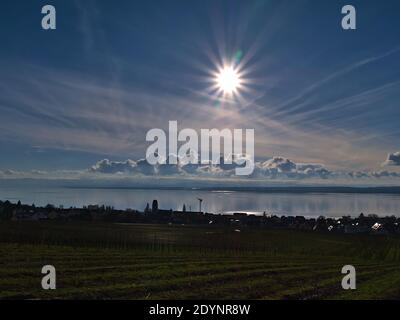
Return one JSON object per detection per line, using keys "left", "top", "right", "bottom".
{"left": 216, "top": 66, "right": 241, "bottom": 95}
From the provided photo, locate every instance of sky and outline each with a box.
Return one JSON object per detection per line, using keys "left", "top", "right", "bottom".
{"left": 0, "top": 0, "right": 400, "bottom": 184}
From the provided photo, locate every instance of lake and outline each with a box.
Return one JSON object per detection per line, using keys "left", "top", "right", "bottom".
{"left": 1, "top": 184, "right": 400, "bottom": 217}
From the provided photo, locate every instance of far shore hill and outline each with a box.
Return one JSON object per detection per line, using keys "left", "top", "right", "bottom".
{"left": 64, "top": 185, "right": 400, "bottom": 194}
{"left": 2, "top": 178, "right": 400, "bottom": 194}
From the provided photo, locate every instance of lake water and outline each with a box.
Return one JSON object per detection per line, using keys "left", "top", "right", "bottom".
{"left": 1, "top": 185, "right": 400, "bottom": 217}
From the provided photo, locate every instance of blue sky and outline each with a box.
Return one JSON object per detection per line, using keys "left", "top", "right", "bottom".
{"left": 0, "top": 0, "right": 400, "bottom": 181}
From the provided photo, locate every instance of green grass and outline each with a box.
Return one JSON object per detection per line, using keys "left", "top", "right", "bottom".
{"left": 0, "top": 221, "right": 400, "bottom": 299}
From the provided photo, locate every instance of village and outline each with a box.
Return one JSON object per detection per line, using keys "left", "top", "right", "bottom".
{"left": 1, "top": 198, "right": 399, "bottom": 236}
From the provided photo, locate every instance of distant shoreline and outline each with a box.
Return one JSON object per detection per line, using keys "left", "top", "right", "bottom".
{"left": 65, "top": 185, "right": 400, "bottom": 195}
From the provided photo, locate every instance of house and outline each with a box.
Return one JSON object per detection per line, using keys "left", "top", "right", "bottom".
{"left": 371, "top": 222, "right": 389, "bottom": 235}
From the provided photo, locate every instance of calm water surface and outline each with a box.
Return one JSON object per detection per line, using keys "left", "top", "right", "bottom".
{"left": 1, "top": 185, "right": 400, "bottom": 217}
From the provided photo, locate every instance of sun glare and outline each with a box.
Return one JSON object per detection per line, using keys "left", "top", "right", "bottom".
{"left": 216, "top": 66, "right": 241, "bottom": 95}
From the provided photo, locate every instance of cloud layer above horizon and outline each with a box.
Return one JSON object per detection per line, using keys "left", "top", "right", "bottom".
{"left": 88, "top": 156, "right": 400, "bottom": 181}
{"left": 1, "top": 153, "right": 400, "bottom": 184}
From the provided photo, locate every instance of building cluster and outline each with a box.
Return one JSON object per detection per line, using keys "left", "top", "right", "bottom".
{"left": 1, "top": 199, "right": 400, "bottom": 235}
